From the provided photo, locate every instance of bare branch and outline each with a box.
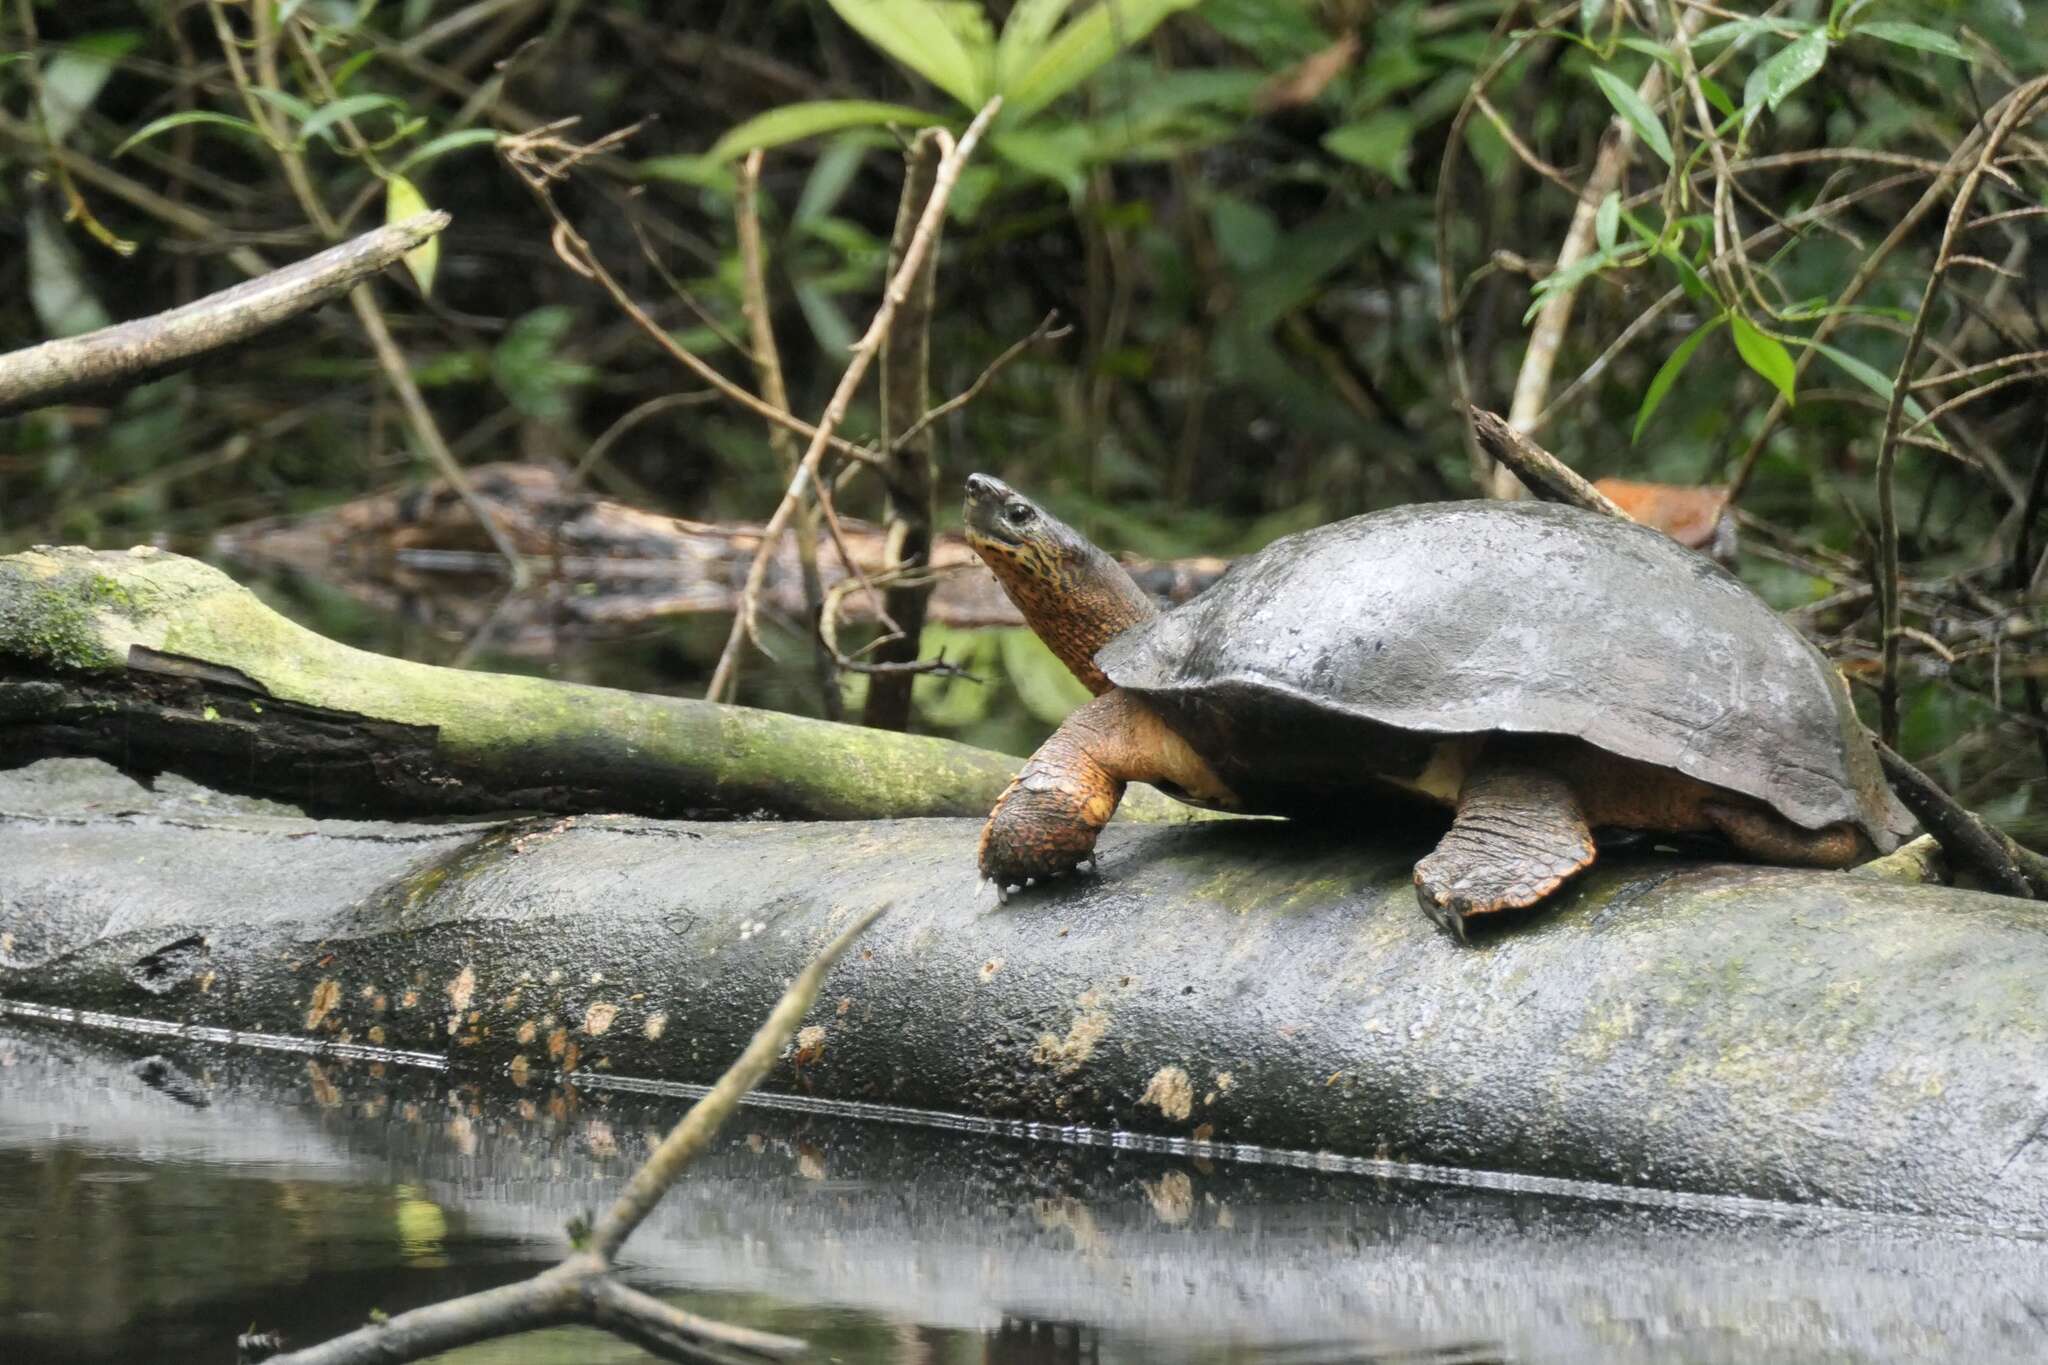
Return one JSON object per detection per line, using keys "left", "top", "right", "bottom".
{"left": 266, "top": 905, "right": 885, "bottom": 1365}
{"left": 705, "top": 99, "right": 1003, "bottom": 702}
{"left": 0, "top": 215, "right": 446, "bottom": 415}
{"left": 1467, "top": 407, "right": 1627, "bottom": 517}
{"left": 587, "top": 904, "right": 889, "bottom": 1258}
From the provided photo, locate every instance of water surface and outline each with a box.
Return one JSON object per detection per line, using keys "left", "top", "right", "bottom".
{"left": 1, "top": 1018, "right": 2042, "bottom": 1364}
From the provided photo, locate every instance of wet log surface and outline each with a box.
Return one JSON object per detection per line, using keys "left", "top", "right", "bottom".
{"left": 3, "top": 757, "right": 2044, "bottom": 1229}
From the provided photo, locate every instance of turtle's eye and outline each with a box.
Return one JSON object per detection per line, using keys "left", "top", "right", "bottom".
{"left": 1004, "top": 502, "right": 1035, "bottom": 527}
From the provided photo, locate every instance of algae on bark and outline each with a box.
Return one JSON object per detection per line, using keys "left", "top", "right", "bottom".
{"left": 0, "top": 546, "right": 1198, "bottom": 823}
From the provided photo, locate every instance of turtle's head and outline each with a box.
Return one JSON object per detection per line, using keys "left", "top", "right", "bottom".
{"left": 964, "top": 473, "right": 1157, "bottom": 696}
{"left": 964, "top": 473, "right": 1082, "bottom": 571}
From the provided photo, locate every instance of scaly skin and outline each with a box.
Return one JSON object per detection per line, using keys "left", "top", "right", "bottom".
{"left": 962, "top": 473, "right": 1157, "bottom": 696}
{"left": 976, "top": 689, "right": 1239, "bottom": 889}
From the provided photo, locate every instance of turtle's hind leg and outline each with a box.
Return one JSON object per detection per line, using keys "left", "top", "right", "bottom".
{"left": 1413, "top": 761, "right": 1597, "bottom": 939}
{"left": 1703, "top": 802, "right": 1868, "bottom": 868}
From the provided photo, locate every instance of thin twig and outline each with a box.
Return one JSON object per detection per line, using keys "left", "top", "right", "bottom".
{"left": 204, "top": 0, "right": 531, "bottom": 587}
{"left": 1874, "top": 79, "right": 2048, "bottom": 745}
{"left": 704, "top": 99, "right": 1002, "bottom": 702}
{"left": 499, "top": 125, "right": 871, "bottom": 466}
{"left": 1723, "top": 85, "right": 2035, "bottom": 504}
{"left": 733, "top": 148, "right": 839, "bottom": 716}
{"left": 892, "top": 310, "right": 1072, "bottom": 453}
{"left": 1434, "top": 3, "right": 1582, "bottom": 481}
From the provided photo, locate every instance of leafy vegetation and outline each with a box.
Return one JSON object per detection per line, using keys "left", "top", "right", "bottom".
{"left": 3, "top": 0, "right": 2047, "bottom": 840}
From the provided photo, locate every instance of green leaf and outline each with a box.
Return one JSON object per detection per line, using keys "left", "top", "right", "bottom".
{"left": 1616, "top": 36, "right": 1677, "bottom": 70}
{"left": 1209, "top": 193, "right": 1279, "bottom": 271}
{"left": 1523, "top": 243, "right": 1632, "bottom": 323}
{"left": 824, "top": 0, "right": 991, "bottom": 109}
{"left": 1854, "top": 22, "right": 1970, "bottom": 61}
{"left": 793, "top": 133, "right": 876, "bottom": 227}
{"left": 41, "top": 31, "right": 142, "bottom": 144}
{"left": 990, "top": 126, "right": 1091, "bottom": 198}
{"left": 1693, "top": 18, "right": 1816, "bottom": 49}
{"left": 492, "top": 306, "right": 595, "bottom": 423}
{"left": 1321, "top": 111, "right": 1416, "bottom": 187}
{"left": 793, "top": 278, "right": 857, "bottom": 357}
{"left": 636, "top": 155, "right": 735, "bottom": 193}
{"left": 1595, "top": 191, "right": 1620, "bottom": 252}
{"left": 251, "top": 87, "right": 319, "bottom": 125}
{"left": 112, "top": 111, "right": 266, "bottom": 159}
{"left": 1804, "top": 340, "right": 1939, "bottom": 437}
{"left": 390, "top": 128, "right": 499, "bottom": 175}
{"left": 1000, "top": 0, "right": 1201, "bottom": 122}
{"left": 1588, "top": 65, "right": 1673, "bottom": 165}
{"left": 385, "top": 175, "right": 438, "bottom": 295}
{"left": 298, "top": 94, "right": 407, "bottom": 147}
{"left": 1634, "top": 316, "right": 1724, "bottom": 442}
{"left": 1745, "top": 30, "right": 1829, "bottom": 126}
{"left": 1729, "top": 313, "right": 1796, "bottom": 404}
{"left": 704, "top": 100, "right": 945, "bottom": 163}
{"left": 996, "top": 0, "right": 1074, "bottom": 88}
{"left": 1697, "top": 74, "right": 1737, "bottom": 119}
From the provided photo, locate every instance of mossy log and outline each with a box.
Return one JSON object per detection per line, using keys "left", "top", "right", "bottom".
{"left": 0, "top": 545, "right": 1196, "bottom": 823}
{"left": 2, "top": 757, "right": 2044, "bottom": 1227}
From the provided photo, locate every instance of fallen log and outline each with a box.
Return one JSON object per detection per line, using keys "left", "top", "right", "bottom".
{"left": 210, "top": 461, "right": 1231, "bottom": 648}
{"left": 0, "top": 545, "right": 1192, "bottom": 823}
{"left": 2, "top": 757, "right": 2043, "bottom": 1227}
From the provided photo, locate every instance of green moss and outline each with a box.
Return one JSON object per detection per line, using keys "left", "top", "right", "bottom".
{"left": 0, "top": 566, "right": 119, "bottom": 672}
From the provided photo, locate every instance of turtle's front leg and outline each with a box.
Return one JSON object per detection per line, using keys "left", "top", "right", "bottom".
{"left": 979, "top": 690, "right": 1233, "bottom": 890}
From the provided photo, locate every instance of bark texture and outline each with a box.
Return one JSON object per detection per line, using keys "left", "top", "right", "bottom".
{"left": 3, "top": 757, "right": 2044, "bottom": 1227}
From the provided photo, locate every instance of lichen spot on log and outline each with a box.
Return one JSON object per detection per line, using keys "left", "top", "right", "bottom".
{"left": 1140, "top": 1065, "right": 1195, "bottom": 1122}
{"left": 548, "top": 1027, "right": 570, "bottom": 1060}
{"left": 1215, "top": 1071, "right": 1236, "bottom": 1093}
{"left": 1144, "top": 1171, "right": 1194, "bottom": 1226}
{"left": 1032, "top": 1008, "right": 1109, "bottom": 1074}
{"left": 642, "top": 1011, "right": 667, "bottom": 1041}
{"left": 793, "top": 1025, "right": 827, "bottom": 1067}
{"left": 367, "top": 1026, "right": 386, "bottom": 1046}
{"left": 446, "top": 964, "right": 476, "bottom": 1012}
{"left": 509, "top": 1054, "right": 532, "bottom": 1087}
{"left": 515, "top": 1020, "right": 538, "bottom": 1045}
{"left": 304, "top": 979, "right": 342, "bottom": 1031}
{"left": 979, "top": 957, "right": 1004, "bottom": 982}
{"left": 583, "top": 1002, "right": 620, "bottom": 1036}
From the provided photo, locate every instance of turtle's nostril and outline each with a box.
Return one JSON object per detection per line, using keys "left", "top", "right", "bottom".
{"left": 966, "top": 473, "right": 994, "bottom": 497}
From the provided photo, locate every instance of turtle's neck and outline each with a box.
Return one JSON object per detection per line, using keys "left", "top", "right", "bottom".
{"left": 984, "top": 538, "right": 1157, "bottom": 695}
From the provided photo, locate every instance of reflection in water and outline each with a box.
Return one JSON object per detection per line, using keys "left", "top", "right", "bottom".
{"left": 1, "top": 1021, "right": 2044, "bottom": 1364}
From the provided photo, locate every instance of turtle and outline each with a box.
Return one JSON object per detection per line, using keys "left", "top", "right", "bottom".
{"left": 961, "top": 473, "right": 1908, "bottom": 936}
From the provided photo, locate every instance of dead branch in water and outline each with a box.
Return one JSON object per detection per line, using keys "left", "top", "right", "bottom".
{"left": 263, "top": 906, "right": 887, "bottom": 1365}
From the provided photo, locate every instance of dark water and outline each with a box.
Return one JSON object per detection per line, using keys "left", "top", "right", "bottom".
{"left": 3, "top": 1018, "right": 2045, "bottom": 1364}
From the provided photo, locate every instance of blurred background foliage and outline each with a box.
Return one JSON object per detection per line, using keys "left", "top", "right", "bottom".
{"left": 3, "top": 0, "right": 2047, "bottom": 841}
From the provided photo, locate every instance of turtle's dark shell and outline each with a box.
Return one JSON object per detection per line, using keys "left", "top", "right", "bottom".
{"left": 1095, "top": 500, "right": 1898, "bottom": 845}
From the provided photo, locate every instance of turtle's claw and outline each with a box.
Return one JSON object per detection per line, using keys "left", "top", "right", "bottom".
{"left": 1413, "top": 877, "right": 1471, "bottom": 943}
